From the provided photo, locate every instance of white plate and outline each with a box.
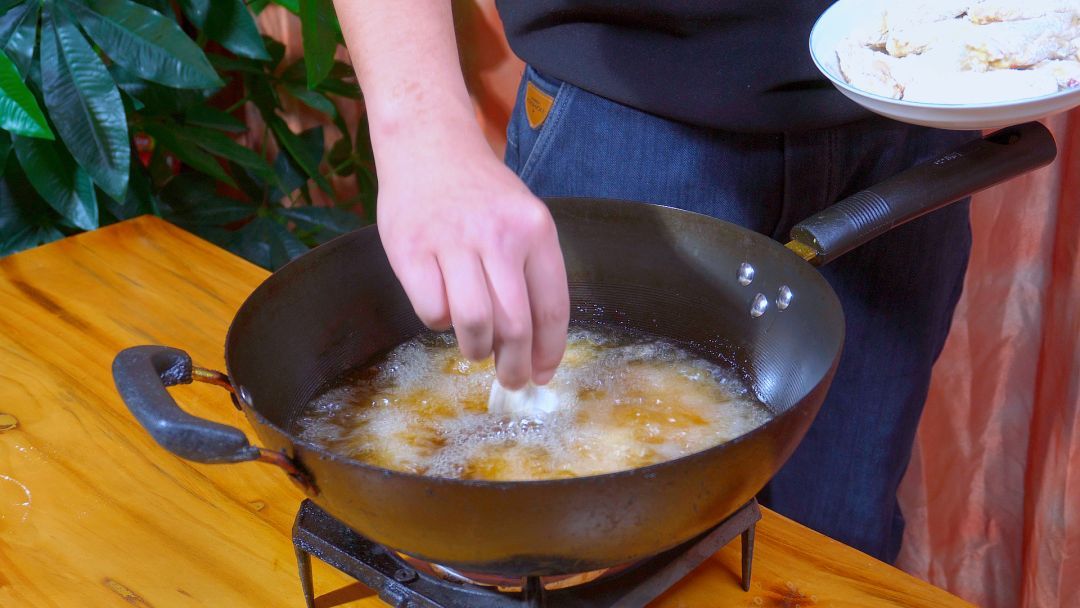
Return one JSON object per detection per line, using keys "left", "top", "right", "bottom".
{"left": 809, "top": 0, "right": 1080, "bottom": 130}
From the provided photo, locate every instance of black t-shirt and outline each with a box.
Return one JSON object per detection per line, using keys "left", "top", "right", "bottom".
{"left": 495, "top": 0, "right": 871, "bottom": 133}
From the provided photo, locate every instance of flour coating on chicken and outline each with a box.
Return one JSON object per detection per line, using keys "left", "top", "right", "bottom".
{"left": 853, "top": 1, "right": 972, "bottom": 48}
{"left": 1033, "top": 59, "right": 1080, "bottom": 88}
{"left": 836, "top": 39, "right": 903, "bottom": 98}
{"left": 968, "top": 0, "right": 1077, "bottom": 25}
{"left": 835, "top": 1, "right": 1080, "bottom": 104}
{"left": 963, "top": 13, "right": 1080, "bottom": 70}
{"left": 886, "top": 19, "right": 977, "bottom": 59}
{"left": 903, "top": 67, "right": 1059, "bottom": 104}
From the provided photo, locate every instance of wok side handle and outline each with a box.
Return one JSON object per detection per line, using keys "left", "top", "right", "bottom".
{"left": 788, "top": 121, "right": 1057, "bottom": 266}
{"left": 112, "top": 345, "right": 317, "bottom": 496}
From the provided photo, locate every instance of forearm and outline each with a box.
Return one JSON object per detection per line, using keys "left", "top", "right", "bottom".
{"left": 333, "top": 2, "right": 569, "bottom": 386}
{"left": 333, "top": 1, "right": 491, "bottom": 165}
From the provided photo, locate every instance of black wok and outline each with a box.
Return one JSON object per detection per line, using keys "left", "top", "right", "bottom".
{"left": 113, "top": 122, "right": 1056, "bottom": 577}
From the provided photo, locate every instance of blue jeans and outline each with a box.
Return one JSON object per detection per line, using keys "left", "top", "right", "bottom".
{"left": 505, "top": 66, "right": 974, "bottom": 563}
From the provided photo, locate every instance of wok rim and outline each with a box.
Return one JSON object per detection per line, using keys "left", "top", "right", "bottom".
{"left": 223, "top": 198, "right": 845, "bottom": 490}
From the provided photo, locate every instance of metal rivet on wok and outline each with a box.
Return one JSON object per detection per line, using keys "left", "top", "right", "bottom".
{"left": 750, "top": 293, "right": 768, "bottom": 318}
{"left": 738, "top": 263, "right": 755, "bottom": 286}
{"left": 239, "top": 386, "right": 252, "bottom": 405}
{"left": 393, "top": 568, "right": 418, "bottom": 583}
{"left": 777, "top": 285, "right": 793, "bottom": 311}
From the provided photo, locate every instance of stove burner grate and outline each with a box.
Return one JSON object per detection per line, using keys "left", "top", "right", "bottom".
{"left": 292, "top": 499, "right": 759, "bottom": 608}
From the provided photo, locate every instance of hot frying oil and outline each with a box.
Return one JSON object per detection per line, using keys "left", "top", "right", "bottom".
{"left": 295, "top": 325, "right": 772, "bottom": 481}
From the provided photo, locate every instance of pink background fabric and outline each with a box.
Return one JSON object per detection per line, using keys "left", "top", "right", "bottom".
{"left": 897, "top": 112, "right": 1079, "bottom": 608}
{"left": 260, "top": 4, "right": 1080, "bottom": 605}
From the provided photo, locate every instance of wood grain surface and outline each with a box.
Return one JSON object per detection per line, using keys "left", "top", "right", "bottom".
{"left": 0, "top": 217, "right": 974, "bottom": 607}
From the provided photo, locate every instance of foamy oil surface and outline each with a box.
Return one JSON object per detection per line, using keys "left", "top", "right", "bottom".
{"left": 294, "top": 325, "right": 772, "bottom": 481}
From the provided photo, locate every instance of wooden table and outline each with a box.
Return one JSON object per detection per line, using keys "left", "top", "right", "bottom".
{"left": 0, "top": 217, "right": 973, "bottom": 608}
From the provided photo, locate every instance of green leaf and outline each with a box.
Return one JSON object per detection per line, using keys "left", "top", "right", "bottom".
{"left": 0, "top": 2, "right": 38, "bottom": 76}
{"left": 1, "top": 223, "right": 65, "bottom": 255}
{"left": 13, "top": 135, "right": 99, "bottom": 230}
{"left": 269, "top": 120, "right": 331, "bottom": 194}
{"left": 201, "top": 0, "right": 270, "bottom": 61}
{"left": 109, "top": 63, "right": 210, "bottom": 114}
{"left": 265, "top": 36, "right": 286, "bottom": 69}
{"left": 176, "top": 0, "right": 208, "bottom": 27}
{"left": 271, "top": 0, "right": 300, "bottom": 15}
{"left": 272, "top": 149, "right": 306, "bottom": 196}
{"left": 319, "top": 61, "right": 362, "bottom": 98}
{"left": 189, "top": 225, "right": 235, "bottom": 248}
{"left": 105, "top": 158, "right": 158, "bottom": 220}
{"left": 146, "top": 142, "right": 172, "bottom": 184}
{"left": 281, "top": 58, "right": 360, "bottom": 99}
{"left": 208, "top": 54, "right": 265, "bottom": 75}
{"left": 41, "top": 4, "right": 129, "bottom": 200}
{"left": 284, "top": 82, "right": 336, "bottom": 117}
{"left": 279, "top": 58, "right": 305, "bottom": 83}
{"left": 159, "top": 172, "right": 253, "bottom": 226}
{"left": 0, "top": 52, "right": 51, "bottom": 139}
{"left": 244, "top": 71, "right": 279, "bottom": 116}
{"left": 0, "top": 2, "right": 31, "bottom": 39}
{"left": 300, "top": 0, "right": 337, "bottom": 89}
{"left": 148, "top": 122, "right": 268, "bottom": 180}
{"left": 331, "top": 101, "right": 350, "bottom": 146}
{"left": 0, "top": 129, "right": 9, "bottom": 168}
{"left": 0, "top": 195, "right": 65, "bottom": 255}
{"left": 142, "top": 122, "right": 235, "bottom": 187}
{"left": 134, "top": 0, "right": 174, "bottom": 18}
{"left": 229, "top": 160, "right": 274, "bottom": 202}
{"left": 327, "top": 136, "right": 351, "bottom": 174}
{"left": 351, "top": 112, "right": 376, "bottom": 221}
{"left": 1, "top": 154, "right": 67, "bottom": 256}
{"left": 182, "top": 125, "right": 274, "bottom": 180}
{"left": 69, "top": 0, "right": 223, "bottom": 89}
{"left": 316, "top": 76, "right": 361, "bottom": 99}
{"left": 229, "top": 216, "right": 307, "bottom": 270}
{"left": 184, "top": 105, "right": 246, "bottom": 133}
{"left": 354, "top": 112, "right": 373, "bottom": 161}
{"left": 120, "top": 88, "right": 145, "bottom": 111}
{"left": 353, "top": 165, "right": 376, "bottom": 221}
{"left": 280, "top": 205, "right": 360, "bottom": 243}
{"left": 158, "top": 171, "right": 263, "bottom": 250}
{"left": 248, "top": 0, "right": 271, "bottom": 15}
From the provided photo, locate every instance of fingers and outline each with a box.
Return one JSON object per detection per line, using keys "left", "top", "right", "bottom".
{"left": 439, "top": 251, "right": 494, "bottom": 361}
{"left": 483, "top": 255, "right": 533, "bottom": 390}
{"left": 524, "top": 225, "right": 570, "bottom": 385}
{"left": 382, "top": 185, "right": 569, "bottom": 387}
{"left": 391, "top": 251, "right": 451, "bottom": 331}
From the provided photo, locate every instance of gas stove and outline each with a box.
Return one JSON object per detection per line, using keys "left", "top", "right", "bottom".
{"left": 292, "top": 499, "right": 760, "bottom": 608}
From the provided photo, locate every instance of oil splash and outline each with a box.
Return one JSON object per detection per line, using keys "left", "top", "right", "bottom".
{"left": 0, "top": 474, "right": 32, "bottom": 526}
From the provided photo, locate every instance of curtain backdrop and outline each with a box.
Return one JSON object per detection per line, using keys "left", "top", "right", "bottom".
{"left": 259, "top": 4, "right": 1079, "bottom": 606}
{"left": 897, "top": 111, "right": 1079, "bottom": 608}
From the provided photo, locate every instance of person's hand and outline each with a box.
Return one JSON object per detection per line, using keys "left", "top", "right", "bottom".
{"left": 376, "top": 146, "right": 570, "bottom": 390}
{"left": 331, "top": 0, "right": 566, "bottom": 389}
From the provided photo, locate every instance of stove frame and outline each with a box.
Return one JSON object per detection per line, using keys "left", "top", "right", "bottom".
{"left": 292, "top": 498, "right": 760, "bottom": 608}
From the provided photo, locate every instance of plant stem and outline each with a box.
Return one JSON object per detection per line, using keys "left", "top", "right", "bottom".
{"left": 260, "top": 123, "right": 270, "bottom": 157}
{"left": 326, "top": 157, "right": 354, "bottom": 177}
{"left": 224, "top": 96, "right": 251, "bottom": 114}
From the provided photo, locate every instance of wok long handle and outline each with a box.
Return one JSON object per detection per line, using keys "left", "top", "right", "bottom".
{"left": 112, "top": 346, "right": 317, "bottom": 495}
{"left": 787, "top": 121, "right": 1057, "bottom": 266}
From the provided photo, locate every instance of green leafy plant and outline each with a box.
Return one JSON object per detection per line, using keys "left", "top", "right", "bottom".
{"left": 0, "top": 0, "right": 376, "bottom": 269}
